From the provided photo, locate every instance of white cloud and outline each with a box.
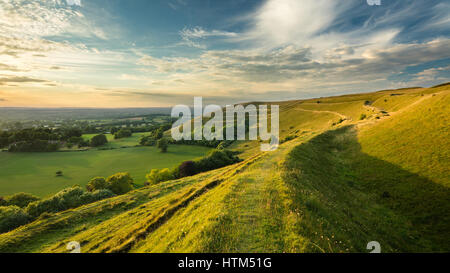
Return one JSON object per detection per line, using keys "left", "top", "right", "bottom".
{"left": 0, "top": 0, "right": 130, "bottom": 89}
{"left": 240, "top": 0, "right": 342, "bottom": 47}
{"left": 179, "top": 27, "right": 238, "bottom": 49}
{"left": 0, "top": 0, "right": 104, "bottom": 39}
{"left": 135, "top": 37, "right": 450, "bottom": 103}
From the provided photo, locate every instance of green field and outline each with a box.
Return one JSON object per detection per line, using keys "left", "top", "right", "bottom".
{"left": 0, "top": 145, "right": 211, "bottom": 197}
{"left": 81, "top": 133, "right": 147, "bottom": 149}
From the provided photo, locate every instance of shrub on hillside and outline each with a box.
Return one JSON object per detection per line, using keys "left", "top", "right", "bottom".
{"left": 281, "top": 135, "right": 297, "bottom": 144}
{"left": 25, "top": 186, "right": 115, "bottom": 218}
{"left": 80, "top": 189, "right": 116, "bottom": 204}
{"left": 0, "top": 206, "right": 32, "bottom": 233}
{"left": 145, "top": 149, "right": 241, "bottom": 185}
{"left": 146, "top": 168, "right": 175, "bottom": 186}
{"left": 178, "top": 161, "right": 196, "bottom": 177}
{"left": 216, "top": 140, "right": 233, "bottom": 150}
{"left": 4, "top": 193, "right": 40, "bottom": 208}
{"left": 90, "top": 134, "right": 108, "bottom": 147}
{"left": 114, "top": 129, "right": 132, "bottom": 139}
{"left": 86, "top": 177, "right": 108, "bottom": 192}
{"left": 0, "top": 196, "right": 6, "bottom": 207}
{"left": 195, "top": 149, "right": 240, "bottom": 173}
{"left": 106, "top": 173, "right": 134, "bottom": 195}
{"left": 360, "top": 114, "right": 367, "bottom": 120}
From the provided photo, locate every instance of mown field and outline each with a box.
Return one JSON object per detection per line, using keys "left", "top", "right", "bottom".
{"left": 0, "top": 84, "right": 448, "bottom": 253}
{"left": 0, "top": 145, "right": 211, "bottom": 197}
{"left": 81, "top": 133, "right": 147, "bottom": 150}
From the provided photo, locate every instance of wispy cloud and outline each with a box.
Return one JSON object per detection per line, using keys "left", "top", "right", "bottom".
{"left": 168, "top": 0, "right": 186, "bottom": 11}
{"left": 0, "top": 75, "right": 49, "bottom": 85}
{"left": 179, "top": 27, "right": 238, "bottom": 49}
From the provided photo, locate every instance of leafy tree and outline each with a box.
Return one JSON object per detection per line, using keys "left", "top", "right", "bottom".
{"left": 90, "top": 134, "right": 108, "bottom": 147}
{"left": 157, "top": 138, "right": 168, "bottom": 153}
{"left": 106, "top": 173, "right": 134, "bottom": 195}
{"left": 62, "top": 128, "right": 82, "bottom": 140}
{"left": 146, "top": 168, "right": 175, "bottom": 185}
{"left": 0, "top": 206, "right": 31, "bottom": 233}
{"left": 4, "top": 193, "right": 40, "bottom": 208}
{"left": 68, "top": 136, "right": 84, "bottom": 145}
{"left": 79, "top": 189, "right": 116, "bottom": 204}
{"left": 140, "top": 135, "right": 156, "bottom": 146}
{"left": 86, "top": 177, "right": 107, "bottom": 192}
{"left": 178, "top": 161, "right": 196, "bottom": 177}
{"left": 114, "top": 129, "right": 132, "bottom": 139}
{"left": 110, "top": 127, "right": 119, "bottom": 135}
{"left": 0, "top": 196, "right": 6, "bottom": 207}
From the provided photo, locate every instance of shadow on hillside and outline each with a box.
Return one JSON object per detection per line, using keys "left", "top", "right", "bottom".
{"left": 283, "top": 125, "right": 450, "bottom": 252}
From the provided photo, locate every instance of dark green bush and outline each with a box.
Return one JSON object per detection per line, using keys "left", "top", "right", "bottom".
{"left": 67, "top": 136, "right": 84, "bottom": 145}
{"left": 157, "top": 138, "right": 168, "bottom": 153}
{"left": 90, "top": 134, "right": 108, "bottom": 147}
{"left": 140, "top": 135, "right": 156, "bottom": 146}
{"left": 145, "top": 149, "right": 241, "bottom": 185}
{"left": 86, "top": 177, "right": 108, "bottom": 192}
{"left": 106, "top": 173, "right": 134, "bottom": 195}
{"left": 146, "top": 168, "right": 175, "bottom": 185}
{"left": 0, "top": 206, "right": 32, "bottom": 233}
{"left": 4, "top": 192, "right": 40, "bottom": 208}
{"left": 0, "top": 196, "right": 7, "bottom": 207}
{"left": 25, "top": 186, "right": 115, "bottom": 218}
{"left": 178, "top": 161, "right": 196, "bottom": 177}
{"left": 80, "top": 189, "right": 116, "bottom": 204}
{"left": 8, "top": 140, "right": 59, "bottom": 152}
{"left": 114, "top": 129, "right": 132, "bottom": 139}
{"left": 195, "top": 149, "right": 240, "bottom": 173}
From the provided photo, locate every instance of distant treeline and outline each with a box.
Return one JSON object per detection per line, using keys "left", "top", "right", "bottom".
{"left": 0, "top": 108, "right": 171, "bottom": 122}
{"left": 0, "top": 128, "right": 84, "bottom": 152}
{"left": 145, "top": 149, "right": 242, "bottom": 186}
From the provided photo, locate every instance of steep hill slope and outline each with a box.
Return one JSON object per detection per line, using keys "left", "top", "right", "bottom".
{"left": 0, "top": 85, "right": 448, "bottom": 253}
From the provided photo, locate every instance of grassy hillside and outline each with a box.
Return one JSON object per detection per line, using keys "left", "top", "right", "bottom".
{"left": 0, "top": 84, "right": 448, "bottom": 253}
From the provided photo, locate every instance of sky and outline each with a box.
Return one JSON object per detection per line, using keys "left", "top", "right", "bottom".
{"left": 0, "top": 0, "right": 449, "bottom": 108}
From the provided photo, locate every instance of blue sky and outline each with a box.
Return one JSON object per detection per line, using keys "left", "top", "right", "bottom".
{"left": 0, "top": 0, "right": 449, "bottom": 107}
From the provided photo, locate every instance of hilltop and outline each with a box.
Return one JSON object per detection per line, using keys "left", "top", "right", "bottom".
{"left": 0, "top": 84, "right": 448, "bottom": 253}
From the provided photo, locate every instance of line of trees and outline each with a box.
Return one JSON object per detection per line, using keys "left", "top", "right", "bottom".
{"left": 0, "top": 128, "right": 85, "bottom": 152}
{"left": 145, "top": 149, "right": 241, "bottom": 186}
{"left": 0, "top": 187, "right": 115, "bottom": 233}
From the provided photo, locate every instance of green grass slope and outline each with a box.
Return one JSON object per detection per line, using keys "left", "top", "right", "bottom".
{"left": 0, "top": 85, "right": 448, "bottom": 253}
